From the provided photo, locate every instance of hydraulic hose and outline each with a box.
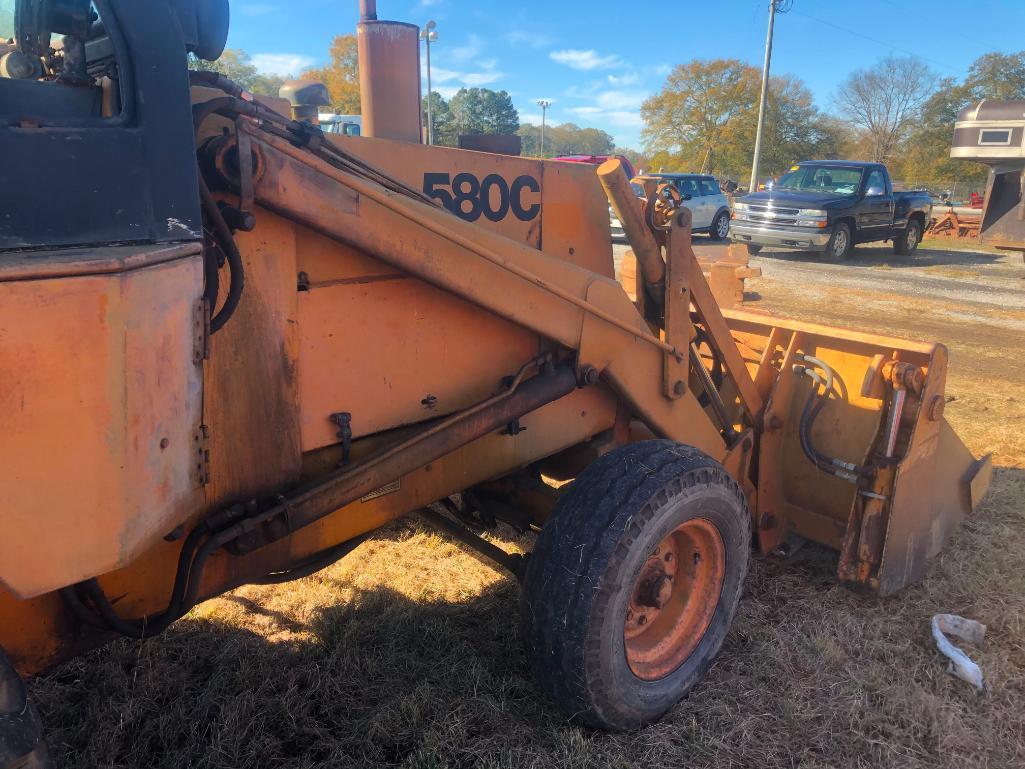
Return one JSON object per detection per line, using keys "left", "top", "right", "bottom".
{"left": 192, "top": 98, "right": 258, "bottom": 333}
{"left": 199, "top": 174, "right": 245, "bottom": 333}
{"left": 60, "top": 521, "right": 213, "bottom": 638}
{"left": 794, "top": 365, "right": 872, "bottom": 482}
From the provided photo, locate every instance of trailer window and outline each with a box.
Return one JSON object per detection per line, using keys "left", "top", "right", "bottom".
{"left": 979, "top": 129, "right": 1012, "bottom": 146}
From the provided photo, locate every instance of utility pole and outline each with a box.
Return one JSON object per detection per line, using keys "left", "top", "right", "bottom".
{"left": 749, "top": 0, "right": 791, "bottom": 192}
{"left": 536, "top": 99, "right": 551, "bottom": 158}
{"left": 420, "top": 20, "right": 438, "bottom": 144}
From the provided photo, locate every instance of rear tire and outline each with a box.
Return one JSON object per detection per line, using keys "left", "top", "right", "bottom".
{"left": 520, "top": 441, "right": 750, "bottom": 731}
{"left": 745, "top": 243, "right": 762, "bottom": 255}
{"left": 710, "top": 211, "right": 730, "bottom": 241}
{"left": 0, "top": 648, "right": 50, "bottom": 769}
{"left": 894, "top": 218, "right": 922, "bottom": 255}
{"left": 826, "top": 222, "right": 853, "bottom": 261}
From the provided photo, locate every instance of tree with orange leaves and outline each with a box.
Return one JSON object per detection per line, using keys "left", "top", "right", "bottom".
{"left": 303, "top": 34, "right": 361, "bottom": 114}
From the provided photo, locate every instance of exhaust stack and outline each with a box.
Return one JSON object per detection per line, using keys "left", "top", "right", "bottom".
{"left": 357, "top": 0, "right": 422, "bottom": 142}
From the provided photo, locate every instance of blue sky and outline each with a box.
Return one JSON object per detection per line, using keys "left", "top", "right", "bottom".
{"left": 228, "top": 0, "right": 1025, "bottom": 148}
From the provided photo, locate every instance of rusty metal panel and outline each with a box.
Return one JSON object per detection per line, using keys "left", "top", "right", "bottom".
{"left": 0, "top": 245, "right": 204, "bottom": 599}
{"left": 203, "top": 211, "right": 303, "bottom": 507}
{"left": 538, "top": 158, "right": 615, "bottom": 277}
{"left": 357, "top": 18, "right": 422, "bottom": 142}
{"left": 296, "top": 236, "right": 541, "bottom": 449}
{"left": 877, "top": 347, "right": 991, "bottom": 595}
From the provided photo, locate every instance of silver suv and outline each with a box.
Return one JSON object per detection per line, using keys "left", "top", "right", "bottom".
{"left": 652, "top": 174, "right": 732, "bottom": 240}
{"left": 610, "top": 175, "right": 732, "bottom": 242}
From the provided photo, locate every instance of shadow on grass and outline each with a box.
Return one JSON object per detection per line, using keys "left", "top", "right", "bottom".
{"left": 30, "top": 579, "right": 564, "bottom": 769}
{"left": 28, "top": 464, "right": 1025, "bottom": 769}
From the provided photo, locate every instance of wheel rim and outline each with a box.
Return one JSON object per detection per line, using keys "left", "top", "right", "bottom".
{"left": 716, "top": 215, "right": 729, "bottom": 238}
{"left": 833, "top": 229, "right": 848, "bottom": 257}
{"left": 624, "top": 518, "right": 726, "bottom": 681}
{"left": 907, "top": 224, "right": 918, "bottom": 250}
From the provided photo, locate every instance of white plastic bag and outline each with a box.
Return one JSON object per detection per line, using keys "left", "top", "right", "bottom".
{"left": 931, "top": 613, "right": 986, "bottom": 690}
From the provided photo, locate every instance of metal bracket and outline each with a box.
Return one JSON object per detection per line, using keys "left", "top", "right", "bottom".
{"left": 501, "top": 418, "right": 526, "bottom": 436}
{"left": 663, "top": 211, "right": 693, "bottom": 399}
{"left": 236, "top": 124, "right": 255, "bottom": 217}
{"left": 330, "top": 412, "right": 353, "bottom": 465}
{"left": 193, "top": 425, "right": 210, "bottom": 487}
{"left": 193, "top": 298, "right": 210, "bottom": 365}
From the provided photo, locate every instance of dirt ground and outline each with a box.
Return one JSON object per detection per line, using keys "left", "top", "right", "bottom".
{"left": 31, "top": 238, "right": 1025, "bottom": 769}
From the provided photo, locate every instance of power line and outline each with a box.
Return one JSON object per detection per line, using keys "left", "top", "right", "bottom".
{"left": 789, "top": 9, "right": 960, "bottom": 74}
{"left": 876, "top": 0, "right": 993, "bottom": 50}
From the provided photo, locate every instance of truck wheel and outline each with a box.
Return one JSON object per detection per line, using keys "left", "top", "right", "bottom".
{"left": 710, "top": 211, "right": 730, "bottom": 241}
{"left": 520, "top": 441, "right": 750, "bottom": 730}
{"left": 893, "top": 218, "right": 921, "bottom": 255}
{"left": 745, "top": 243, "right": 762, "bottom": 255}
{"left": 0, "top": 648, "right": 50, "bottom": 769}
{"left": 826, "top": 222, "right": 852, "bottom": 261}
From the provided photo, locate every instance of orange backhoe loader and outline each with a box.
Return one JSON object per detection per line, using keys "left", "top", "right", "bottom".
{"left": 0, "top": 1, "right": 991, "bottom": 763}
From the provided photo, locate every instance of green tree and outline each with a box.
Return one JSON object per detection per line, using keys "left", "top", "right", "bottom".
{"left": 449, "top": 88, "right": 519, "bottom": 136}
{"left": 187, "top": 49, "right": 292, "bottom": 98}
{"left": 614, "top": 147, "right": 649, "bottom": 174}
{"left": 641, "top": 59, "right": 837, "bottom": 180}
{"left": 728, "top": 75, "right": 846, "bottom": 177}
{"left": 423, "top": 91, "right": 456, "bottom": 146}
{"left": 302, "top": 35, "right": 361, "bottom": 114}
{"left": 517, "top": 122, "right": 615, "bottom": 157}
{"left": 964, "top": 51, "right": 1025, "bottom": 100}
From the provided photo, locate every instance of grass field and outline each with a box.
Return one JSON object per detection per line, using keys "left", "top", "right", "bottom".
{"left": 30, "top": 242, "right": 1025, "bottom": 769}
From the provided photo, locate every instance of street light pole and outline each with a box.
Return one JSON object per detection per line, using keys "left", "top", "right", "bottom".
{"left": 536, "top": 99, "right": 551, "bottom": 158}
{"left": 749, "top": 1, "right": 789, "bottom": 192}
{"left": 420, "top": 21, "right": 438, "bottom": 145}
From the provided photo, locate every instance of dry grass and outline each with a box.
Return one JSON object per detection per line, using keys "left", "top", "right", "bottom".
{"left": 30, "top": 247, "right": 1025, "bottom": 769}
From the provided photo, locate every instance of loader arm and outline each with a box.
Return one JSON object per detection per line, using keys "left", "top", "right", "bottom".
{"left": 239, "top": 122, "right": 742, "bottom": 461}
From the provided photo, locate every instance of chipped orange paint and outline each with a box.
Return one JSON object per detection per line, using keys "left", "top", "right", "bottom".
{"left": 0, "top": 244, "right": 204, "bottom": 600}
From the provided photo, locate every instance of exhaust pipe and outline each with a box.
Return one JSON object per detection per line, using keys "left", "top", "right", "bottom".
{"left": 357, "top": 1, "right": 422, "bottom": 142}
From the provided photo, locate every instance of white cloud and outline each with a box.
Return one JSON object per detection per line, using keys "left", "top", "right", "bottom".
{"left": 506, "top": 29, "right": 552, "bottom": 49}
{"left": 607, "top": 72, "right": 640, "bottom": 87}
{"left": 434, "top": 86, "right": 460, "bottom": 99}
{"left": 431, "top": 66, "right": 462, "bottom": 84}
{"left": 449, "top": 34, "right": 484, "bottom": 63}
{"left": 596, "top": 90, "right": 647, "bottom": 110}
{"left": 520, "top": 113, "right": 544, "bottom": 126}
{"left": 550, "top": 49, "right": 623, "bottom": 71}
{"left": 250, "top": 53, "right": 315, "bottom": 76}
{"left": 462, "top": 71, "right": 505, "bottom": 86}
{"left": 428, "top": 59, "right": 505, "bottom": 90}
{"left": 567, "top": 106, "right": 643, "bottom": 129}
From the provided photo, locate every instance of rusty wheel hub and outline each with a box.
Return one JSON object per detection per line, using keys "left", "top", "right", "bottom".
{"left": 624, "top": 518, "right": 726, "bottom": 680}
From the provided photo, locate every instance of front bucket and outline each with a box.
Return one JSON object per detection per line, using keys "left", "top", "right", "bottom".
{"left": 722, "top": 309, "right": 991, "bottom": 595}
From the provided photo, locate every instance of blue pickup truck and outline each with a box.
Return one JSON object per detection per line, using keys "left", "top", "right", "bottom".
{"left": 729, "top": 160, "right": 932, "bottom": 260}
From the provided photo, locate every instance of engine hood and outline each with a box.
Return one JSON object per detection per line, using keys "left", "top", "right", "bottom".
{"left": 738, "top": 190, "right": 856, "bottom": 210}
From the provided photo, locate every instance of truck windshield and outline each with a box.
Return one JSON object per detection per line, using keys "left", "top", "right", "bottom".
{"left": 776, "top": 165, "right": 863, "bottom": 196}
